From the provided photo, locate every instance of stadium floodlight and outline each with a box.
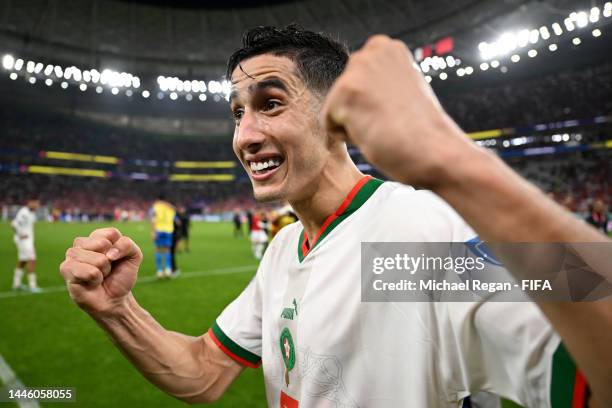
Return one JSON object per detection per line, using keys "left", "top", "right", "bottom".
{"left": 96, "top": 86, "right": 103, "bottom": 93}
{"left": 191, "top": 80, "right": 201, "bottom": 92}
{"left": 183, "top": 80, "right": 192, "bottom": 92}
{"left": 529, "top": 29, "right": 539, "bottom": 44}
{"left": 517, "top": 29, "right": 529, "bottom": 47}
{"left": 572, "top": 37, "right": 581, "bottom": 45}
{"left": 79, "top": 83, "right": 87, "bottom": 91}
{"left": 465, "top": 66, "right": 474, "bottom": 75}
{"left": 498, "top": 32, "right": 517, "bottom": 55}
{"left": 2, "top": 54, "right": 14, "bottom": 70}
{"left": 111, "top": 87, "right": 119, "bottom": 95}
{"left": 90, "top": 69, "right": 100, "bottom": 84}
{"left": 142, "top": 90, "right": 150, "bottom": 98}
{"left": 445, "top": 56, "right": 455, "bottom": 68}
{"left": 198, "top": 93, "right": 207, "bottom": 101}
{"left": 158, "top": 76, "right": 169, "bottom": 92}
{"left": 528, "top": 49, "right": 537, "bottom": 58}
{"left": 185, "top": 93, "right": 193, "bottom": 101}
{"left": 456, "top": 68, "right": 465, "bottom": 77}
{"left": 54, "top": 66, "right": 63, "bottom": 78}
{"left": 14, "top": 58, "right": 23, "bottom": 70}
{"left": 26, "top": 61, "right": 35, "bottom": 73}
{"left": 590, "top": 7, "right": 600, "bottom": 23}
{"left": 575, "top": 11, "right": 588, "bottom": 28}
{"left": 83, "top": 70, "right": 91, "bottom": 82}
{"left": 34, "top": 62, "right": 43, "bottom": 74}
{"left": 157, "top": 92, "right": 164, "bottom": 99}
{"left": 539, "top": 26, "right": 551, "bottom": 40}
{"left": 73, "top": 68, "right": 82, "bottom": 82}
{"left": 490, "top": 60, "right": 500, "bottom": 68}
{"left": 552, "top": 23, "right": 563, "bottom": 35}
{"left": 44, "top": 64, "right": 53, "bottom": 76}
{"left": 592, "top": 29, "right": 602, "bottom": 37}
{"left": 511, "top": 54, "right": 520, "bottom": 63}
{"left": 28, "top": 76, "right": 36, "bottom": 84}
{"left": 605, "top": 2, "right": 612, "bottom": 17}
{"left": 170, "top": 92, "right": 178, "bottom": 100}
{"left": 168, "top": 77, "right": 177, "bottom": 92}
{"left": 420, "top": 61, "right": 430, "bottom": 73}
{"left": 45, "top": 78, "right": 53, "bottom": 86}
{"left": 125, "top": 89, "right": 133, "bottom": 97}
{"left": 564, "top": 18, "right": 575, "bottom": 31}
{"left": 61, "top": 81, "right": 68, "bottom": 89}
{"left": 221, "top": 80, "right": 231, "bottom": 99}
{"left": 439, "top": 72, "right": 448, "bottom": 80}
{"left": 479, "top": 62, "right": 489, "bottom": 71}
{"left": 437, "top": 56, "right": 447, "bottom": 70}
{"left": 9, "top": 72, "right": 17, "bottom": 80}
{"left": 549, "top": 43, "right": 558, "bottom": 51}
{"left": 208, "top": 80, "right": 222, "bottom": 93}
{"left": 500, "top": 66, "right": 508, "bottom": 73}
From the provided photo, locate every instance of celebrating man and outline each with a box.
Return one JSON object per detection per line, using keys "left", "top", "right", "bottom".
{"left": 60, "top": 26, "right": 612, "bottom": 407}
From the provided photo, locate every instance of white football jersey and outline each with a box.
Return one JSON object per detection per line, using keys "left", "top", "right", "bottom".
{"left": 12, "top": 206, "right": 36, "bottom": 240}
{"left": 210, "top": 177, "right": 586, "bottom": 407}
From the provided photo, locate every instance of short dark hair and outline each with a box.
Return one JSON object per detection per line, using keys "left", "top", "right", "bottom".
{"left": 226, "top": 24, "right": 349, "bottom": 95}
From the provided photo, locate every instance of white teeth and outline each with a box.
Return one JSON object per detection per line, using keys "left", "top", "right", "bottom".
{"left": 249, "top": 158, "right": 282, "bottom": 172}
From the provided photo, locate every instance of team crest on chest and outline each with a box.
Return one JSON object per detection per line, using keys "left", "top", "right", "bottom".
{"left": 280, "top": 327, "right": 296, "bottom": 386}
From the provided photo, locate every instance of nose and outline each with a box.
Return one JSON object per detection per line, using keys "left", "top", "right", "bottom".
{"left": 234, "top": 110, "right": 266, "bottom": 155}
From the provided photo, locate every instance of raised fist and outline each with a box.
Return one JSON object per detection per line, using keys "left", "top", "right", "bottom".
{"left": 60, "top": 227, "right": 142, "bottom": 316}
{"left": 322, "top": 35, "right": 478, "bottom": 188}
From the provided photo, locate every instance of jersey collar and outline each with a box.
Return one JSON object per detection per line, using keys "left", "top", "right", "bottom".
{"left": 297, "top": 175, "right": 384, "bottom": 262}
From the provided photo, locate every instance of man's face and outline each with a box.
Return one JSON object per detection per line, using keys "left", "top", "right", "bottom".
{"left": 27, "top": 200, "right": 40, "bottom": 211}
{"left": 230, "top": 54, "right": 330, "bottom": 203}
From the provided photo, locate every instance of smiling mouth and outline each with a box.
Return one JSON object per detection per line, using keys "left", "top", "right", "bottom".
{"left": 248, "top": 156, "right": 284, "bottom": 176}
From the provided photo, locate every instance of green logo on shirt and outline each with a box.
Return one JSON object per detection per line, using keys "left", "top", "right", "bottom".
{"left": 281, "top": 298, "right": 299, "bottom": 321}
{"left": 280, "top": 327, "right": 295, "bottom": 386}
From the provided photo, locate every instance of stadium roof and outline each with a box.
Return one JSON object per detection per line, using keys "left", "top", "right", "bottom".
{"left": 0, "top": 0, "right": 536, "bottom": 77}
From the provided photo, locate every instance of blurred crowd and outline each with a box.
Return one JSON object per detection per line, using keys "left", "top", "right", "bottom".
{"left": 440, "top": 62, "right": 612, "bottom": 132}
{"left": 0, "top": 60, "right": 610, "bottom": 221}
{"left": 0, "top": 108, "right": 233, "bottom": 163}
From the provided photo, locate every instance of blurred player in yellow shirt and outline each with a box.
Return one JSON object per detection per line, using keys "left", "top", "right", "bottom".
{"left": 151, "top": 195, "right": 176, "bottom": 278}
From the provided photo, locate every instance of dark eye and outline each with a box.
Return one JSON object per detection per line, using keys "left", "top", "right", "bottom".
{"left": 232, "top": 108, "right": 244, "bottom": 123}
{"left": 263, "top": 99, "right": 281, "bottom": 112}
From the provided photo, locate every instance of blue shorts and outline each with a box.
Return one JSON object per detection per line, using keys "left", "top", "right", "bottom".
{"left": 155, "top": 231, "right": 173, "bottom": 248}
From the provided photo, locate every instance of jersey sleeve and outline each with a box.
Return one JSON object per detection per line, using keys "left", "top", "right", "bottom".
{"left": 208, "top": 265, "right": 264, "bottom": 368}
{"left": 450, "top": 302, "right": 589, "bottom": 407}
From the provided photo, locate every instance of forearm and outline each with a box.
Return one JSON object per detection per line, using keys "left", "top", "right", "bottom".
{"left": 433, "top": 143, "right": 604, "bottom": 243}
{"left": 429, "top": 130, "right": 612, "bottom": 405}
{"left": 92, "top": 293, "right": 240, "bottom": 403}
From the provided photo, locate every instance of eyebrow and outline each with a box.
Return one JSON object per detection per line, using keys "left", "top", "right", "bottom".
{"left": 229, "top": 77, "right": 290, "bottom": 104}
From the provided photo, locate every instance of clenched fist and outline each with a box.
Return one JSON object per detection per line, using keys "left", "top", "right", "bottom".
{"left": 322, "top": 35, "right": 481, "bottom": 189}
{"left": 60, "top": 227, "right": 142, "bottom": 315}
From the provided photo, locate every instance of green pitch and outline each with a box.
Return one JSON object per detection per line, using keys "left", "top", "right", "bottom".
{"left": 0, "top": 221, "right": 266, "bottom": 407}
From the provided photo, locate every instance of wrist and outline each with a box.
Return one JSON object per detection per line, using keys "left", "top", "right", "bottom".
{"left": 89, "top": 292, "right": 136, "bottom": 324}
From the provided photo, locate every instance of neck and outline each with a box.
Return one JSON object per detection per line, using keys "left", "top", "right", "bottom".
{"left": 289, "top": 150, "right": 363, "bottom": 246}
